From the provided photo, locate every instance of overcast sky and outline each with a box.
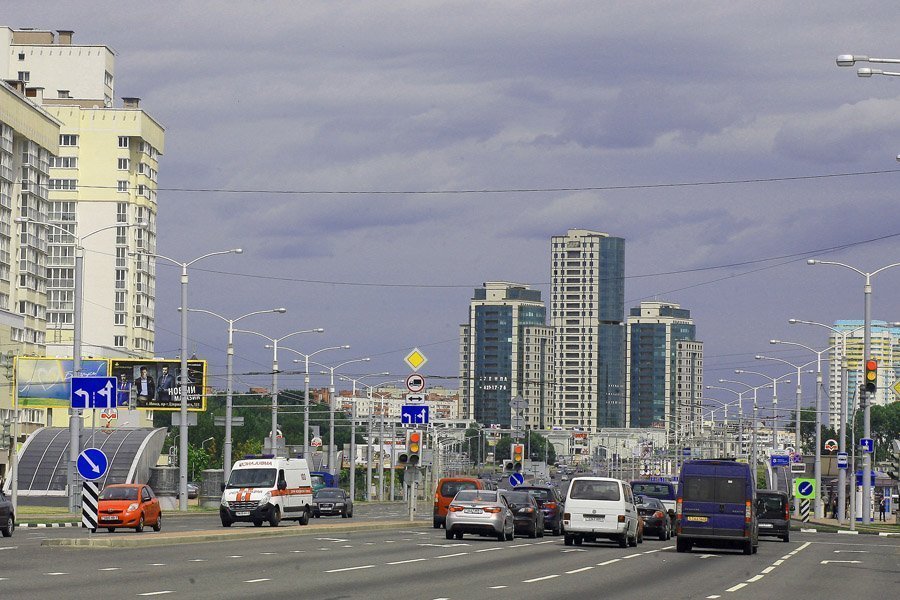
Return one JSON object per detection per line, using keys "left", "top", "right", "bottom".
{"left": 7, "top": 2, "right": 900, "bottom": 409}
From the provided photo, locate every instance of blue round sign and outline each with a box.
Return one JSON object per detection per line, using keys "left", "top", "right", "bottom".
{"left": 77, "top": 447, "right": 109, "bottom": 481}
{"left": 798, "top": 481, "right": 813, "bottom": 497}
{"left": 508, "top": 472, "right": 525, "bottom": 487}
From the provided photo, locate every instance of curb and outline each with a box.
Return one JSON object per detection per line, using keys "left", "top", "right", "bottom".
{"left": 21, "top": 522, "right": 80, "bottom": 528}
{"left": 41, "top": 519, "right": 431, "bottom": 549}
{"left": 878, "top": 532, "right": 900, "bottom": 537}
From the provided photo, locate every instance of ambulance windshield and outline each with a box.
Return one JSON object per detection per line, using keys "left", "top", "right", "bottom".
{"left": 226, "top": 468, "right": 277, "bottom": 488}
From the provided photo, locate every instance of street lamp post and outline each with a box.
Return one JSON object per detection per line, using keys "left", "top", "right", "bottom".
{"left": 703, "top": 388, "right": 747, "bottom": 458}
{"left": 338, "top": 372, "right": 389, "bottom": 502}
{"left": 185, "top": 307, "right": 286, "bottom": 480}
{"left": 152, "top": 248, "right": 243, "bottom": 511}
{"left": 836, "top": 54, "right": 900, "bottom": 77}
{"left": 808, "top": 259, "right": 900, "bottom": 524}
{"left": 734, "top": 369, "right": 792, "bottom": 452}
{"left": 14, "top": 217, "right": 147, "bottom": 511}
{"left": 236, "top": 328, "right": 324, "bottom": 456}
{"left": 312, "top": 358, "right": 372, "bottom": 478}
{"left": 282, "top": 345, "right": 350, "bottom": 452}
{"left": 715, "top": 379, "right": 782, "bottom": 472}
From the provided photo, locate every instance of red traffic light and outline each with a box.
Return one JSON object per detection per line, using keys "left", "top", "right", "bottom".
{"left": 865, "top": 358, "right": 878, "bottom": 393}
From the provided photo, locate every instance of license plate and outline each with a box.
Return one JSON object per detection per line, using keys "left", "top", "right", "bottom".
{"left": 584, "top": 514, "right": 604, "bottom": 521}
{"left": 759, "top": 523, "right": 773, "bottom": 528}
{"left": 235, "top": 511, "right": 250, "bottom": 517}
{"left": 100, "top": 516, "right": 118, "bottom": 521}
{"left": 686, "top": 516, "right": 708, "bottom": 522}
{"left": 464, "top": 508, "right": 482, "bottom": 514}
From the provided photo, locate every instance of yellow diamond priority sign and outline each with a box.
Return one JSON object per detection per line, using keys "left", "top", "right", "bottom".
{"left": 893, "top": 379, "right": 900, "bottom": 399}
{"left": 404, "top": 348, "right": 428, "bottom": 371}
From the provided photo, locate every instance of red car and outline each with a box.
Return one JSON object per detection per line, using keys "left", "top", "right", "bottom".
{"left": 96, "top": 484, "right": 162, "bottom": 533}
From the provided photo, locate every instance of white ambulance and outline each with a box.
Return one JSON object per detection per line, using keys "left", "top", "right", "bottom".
{"left": 220, "top": 455, "right": 313, "bottom": 527}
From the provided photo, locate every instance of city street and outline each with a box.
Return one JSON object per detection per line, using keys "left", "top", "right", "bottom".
{"left": 2, "top": 523, "right": 898, "bottom": 599}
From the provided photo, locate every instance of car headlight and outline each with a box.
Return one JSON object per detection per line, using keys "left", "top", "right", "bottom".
{"left": 258, "top": 492, "right": 271, "bottom": 507}
{"left": 335, "top": 503, "right": 344, "bottom": 507}
{"left": 126, "top": 503, "right": 139, "bottom": 513}
{"left": 221, "top": 497, "right": 229, "bottom": 506}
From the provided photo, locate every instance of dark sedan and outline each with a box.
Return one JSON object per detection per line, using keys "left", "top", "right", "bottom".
{"left": 516, "top": 485, "right": 564, "bottom": 535}
{"left": 0, "top": 488, "right": 13, "bottom": 537}
{"left": 636, "top": 495, "right": 672, "bottom": 540}
{"left": 312, "top": 487, "right": 353, "bottom": 518}
{"left": 501, "top": 490, "right": 545, "bottom": 538}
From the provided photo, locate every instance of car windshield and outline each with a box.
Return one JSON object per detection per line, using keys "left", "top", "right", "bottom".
{"left": 632, "top": 482, "right": 676, "bottom": 500}
{"left": 315, "top": 490, "right": 343, "bottom": 499}
{"left": 441, "top": 480, "right": 478, "bottom": 497}
{"left": 570, "top": 480, "right": 620, "bottom": 501}
{"left": 100, "top": 487, "right": 138, "bottom": 501}
{"left": 521, "top": 488, "right": 552, "bottom": 500}
{"left": 683, "top": 476, "right": 745, "bottom": 503}
{"left": 758, "top": 494, "right": 786, "bottom": 518}
{"left": 226, "top": 468, "right": 276, "bottom": 489}
{"left": 503, "top": 492, "right": 531, "bottom": 505}
{"left": 454, "top": 490, "right": 497, "bottom": 503}
{"left": 637, "top": 497, "right": 663, "bottom": 509}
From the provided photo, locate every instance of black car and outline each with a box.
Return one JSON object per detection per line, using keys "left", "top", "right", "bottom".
{"left": 501, "top": 490, "right": 544, "bottom": 538}
{"left": 635, "top": 495, "right": 672, "bottom": 540}
{"left": 757, "top": 490, "right": 790, "bottom": 542}
{"left": 0, "top": 488, "right": 13, "bottom": 537}
{"left": 516, "top": 485, "right": 564, "bottom": 535}
{"left": 312, "top": 487, "right": 353, "bottom": 518}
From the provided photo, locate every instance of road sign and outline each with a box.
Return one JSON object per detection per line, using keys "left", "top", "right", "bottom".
{"left": 77, "top": 447, "right": 109, "bottom": 481}
{"left": 405, "top": 373, "right": 426, "bottom": 393}
{"left": 824, "top": 439, "right": 838, "bottom": 452}
{"left": 508, "top": 472, "right": 525, "bottom": 487}
{"left": 509, "top": 395, "right": 527, "bottom": 411}
{"left": 406, "top": 393, "right": 426, "bottom": 404}
{"left": 791, "top": 462, "right": 806, "bottom": 474}
{"left": 401, "top": 404, "right": 429, "bottom": 425}
{"left": 404, "top": 348, "right": 428, "bottom": 371}
{"left": 791, "top": 452, "right": 803, "bottom": 463}
{"left": 836, "top": 452, "right": 849, "bottom": 469}
{"left": 213, "top": 416, "right": 244, "bottom": 427}
{"left": 71, "top": 376, "right": 117, "bottom": 409}
{"left": 893, "top": 379, "right": 900, "bottom": 399}
{"left": 794, "top": 477, "right": 817, "bottom": 499}
{"left": 860, "top": 438, "right": 874, "bottom": 453}
{"left": 770, "top": 454, "right": 790, "bottom": 467}
{"left": 310, "top": 436, "right": 322, "bottom": 448}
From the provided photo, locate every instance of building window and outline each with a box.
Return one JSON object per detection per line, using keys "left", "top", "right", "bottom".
{"left": 116, "top": 202, "right": 127, "bottom": 222}
{"left": 18, "top": 52, "right": 25, "bottom": 61}
{"left": 114, "top": 335, "right": 126, "bottom": 348}
{"left": 118, "top": 136, "right": 129, "bottom": 148}
{"left": 117, "top": 158, "right": 129, "bottom": 170}
{"left": 105, "top": 71, "right": 114, "bottom": 87}
{"left": 59, "top": 134, "right": 78, "bottom": 146}
{"left": 117, "top": 180, "right": 128, "bottom": 192}
{"left": 17, "top": 71, "right": 29, "bottom": 82}
{"left": 50, "top": 156, "right": 77, "bottom": 169}
{"left": 49, "top": 179, "right": 77, "bottom": 190}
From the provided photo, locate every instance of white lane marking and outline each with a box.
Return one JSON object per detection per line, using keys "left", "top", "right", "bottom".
{"left": 0, "top": 546, "right": 18, "bottom": 551}
{"left": 598, "top": 559, "right": 620, "bottom": 566}
{"left": 773, "top": 559, "right": 784, "bottom": 566}
{"left": 623, "top": 553, "right": 642, "bottom": 559}
{"left": 523, "top": 574, "right": 559, "bottom": 583}
{"left": 98, "top": 567, "right": 120, "bottom": 571}
{"left": 781, "top": 555, "right": 792, "bottom": 560}
{"left": 746, "top": 575, "right": 764, "bottom": 583}
{"left": 761, "top": 567, "right": 775, "bottom": 574}
{"left": 229, "top": 555, "right": 243, "bottom": 558}
{"left": 561, "top": 549, "right": 587, "bottom": 553}
{"left": 259, "top": 552, "right": 277, "bottom": 555}
{"left": 290, "top": 550, "right": 304, "bottom": 553}
{"left": 662, "top": 545, "right": 675, "bottom": 550}
{"left": 726, "top": 583, "right": 747, "bottom": 592}
{"left": 188, "top": 559, "right": 207, "bottom": 562}
{"left": 837, "top": 530, "right": 859, "bottom": 535}
{"left": 534, "top": 540, "right": 556, "bottom": 545}
{"left": 566, "top": 566, "right": 594, "bottom": 574}
{"left": 489, "top": 586, "right": 508, "bottom": 589}
{"left": 316, "top": 537, "right": 349, "bottom": 542}
{"left": 137, "top": 593, "right": 174, "bottom": 597}
{"left": 384, "top": 540, "right": 396, "bottom": 543}
{"left": 707, "top": 596, "right": 721, "bottom": 599}
{"left": 244, "top": 578, "right": 271, "bottom": 583}
{"left": 435, "top": 552, "right": 468, "bottom": 559}
{"left": 475, "top": 547, "right": 502, "bottom": 553}
{"left": 643, "top": 549, "right": 661, "bottom": 554}
{"left": 342, "top": 545, "right": 353, "bottom": 548}
{"left": 387, "top": 558, "right": 428, "bottom": 565}
{"left": 45, "top": 573, "right": 68, "bottom": 576}
{"left": 820, "top": 560, "right": 861, "bottom": 564}
{"left": 834, "top": 550, "right": 867, "bottom": 553}
{"left": 148, "top": 564, "right": 166, "bottom": 567}
{"left": 325, "top": 565, "right": 375, "bottom": 573}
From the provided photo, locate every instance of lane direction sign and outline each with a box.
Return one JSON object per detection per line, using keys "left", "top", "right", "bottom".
{"left": 860, "top": 438, "right": 874, "bottom": 453}
{"left": 401, "top": 404, "right": 429, "bottom": 425}
{"left": 77, "top": 447, "right": 109, "bottom": 481}
{"left": 509, "top": 472, "right": 525, "bottom": 487}
{"left": 793, "top": 477, "right": 817, "bottom": 499}
{"left": 71, "top": 376, "right": 118, "bottom": 409}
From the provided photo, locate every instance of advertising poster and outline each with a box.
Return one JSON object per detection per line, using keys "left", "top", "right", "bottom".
{"left": 109, "top": 359, "right": 207, "bottom": 411}
{"left": 15, "top": 357, "right": 109, "bottom": 408}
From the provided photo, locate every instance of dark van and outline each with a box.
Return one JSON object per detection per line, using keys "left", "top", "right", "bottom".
{"left": 675, "top": 459, "right": 758, "bottom": 555}
{"left": 756, "top": 490, "right": 790, "bottom": 542}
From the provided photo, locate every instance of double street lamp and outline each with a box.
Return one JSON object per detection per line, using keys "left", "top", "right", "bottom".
{"left": 733, "top": 369, "right": 793, "bottom": 452}
{"left": 715, "top": 379, "right": 781, "bottom": 470}
{"left": 311, "top": 358, "right": 372, "bottom": 478}
{"left": 836, "top": 54, "right": 900, "bottom": 77}
{"left": 185, "top": 306, "right": 286, "bottom": 480}
{"left": 338, "top": 372, "right": 390, "bottom": 501}
{"left": 281, "top": 345, "right": 350, "bottom": 451}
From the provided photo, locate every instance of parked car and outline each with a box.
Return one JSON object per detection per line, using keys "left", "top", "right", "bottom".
{"left": 636, "top": 495, "right": 672, "bottom": 540}
{"left": 563, "top": 477, "right": 640, "bottom": 548}
{"left": 96, "top": 484, "right": 162, "bottom": 533}
{"left": 756, "top": 490, "right": 790, "bottom": 542}
{"left": 501, "top": 490, "right": 545, "bottom": 538}
{"left": 445, "top": 489, "right": 514, "bottom": 541}
{"left": 516, "top": 485, "right": 565, "bottom": 535}
{"left": 675, "top": 459, "right": 758, "bottom": 555}
{"left": 0, "top": 488, "right": 14, "bottom": 537}
{"left": 433, "top": 477, "right": 496, "bottom": 529}
{"left": 312, "top": 487, "right": 353, "bottom": 518}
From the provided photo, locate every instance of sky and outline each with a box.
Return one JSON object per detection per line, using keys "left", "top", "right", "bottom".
{"left": 6, "top": 1, "right": 900, "bottom": 414}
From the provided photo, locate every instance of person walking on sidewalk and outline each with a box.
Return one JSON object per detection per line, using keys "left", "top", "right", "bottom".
{"left": 878, "top": 496, "right": 887, "bottom": 522}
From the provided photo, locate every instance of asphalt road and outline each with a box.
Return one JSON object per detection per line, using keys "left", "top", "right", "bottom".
{"left": 3, "top": 522, "right": 898, "bottom": 599}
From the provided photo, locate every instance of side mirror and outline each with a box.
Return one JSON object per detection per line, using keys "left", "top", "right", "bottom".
{"left": 277, "top": 480, "right": 287, "bottom": 491}
{"left": 221, "top": 483, "right": 226, "bottom": 492}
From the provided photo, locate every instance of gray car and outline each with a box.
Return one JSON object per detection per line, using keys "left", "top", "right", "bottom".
{"left": 0, "top": 489, "right": 13, "bottom": 537}
{"left": 312, "top": 487, "right": 353, "bottom": 518}
{"left": 445, "top": 489, "right": 514, "bottom": 541}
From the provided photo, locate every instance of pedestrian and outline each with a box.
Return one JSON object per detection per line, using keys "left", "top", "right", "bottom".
{"left": 830, "top": 496, "right": 838, "bottom": 519}
{"left": 878, "top": 496, "right": 887, "bottom": 522}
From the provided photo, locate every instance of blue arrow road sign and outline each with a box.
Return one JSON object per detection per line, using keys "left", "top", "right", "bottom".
{"left": 509, "top": 472, "right": 525, "bottom": 487}
{"left": 860, "top": 438, "right": 874, "bottom": 453}
{"left": 401, "top": 405, "right": 429, "bottom": 425}
{"left": 797, "top": 481, "right": 814, "bottom": 497}
{"left": 771, "top": 454, "right": 790, "bottom": 467}
{"left": 71, "top": 376, "right": 118, "bottom": 409}
{"left": 77, "top": 447, "right": 108, "bottom": 481}
{"left": 836, "top": 452, "right": 849, "bottom": 469}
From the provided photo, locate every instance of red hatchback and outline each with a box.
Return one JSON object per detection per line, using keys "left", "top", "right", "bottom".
{"left": 96, "top": 484, "right": 162, "bottom": 533}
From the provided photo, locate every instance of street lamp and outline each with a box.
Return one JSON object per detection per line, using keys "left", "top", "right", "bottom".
{"left": 312, "top": 358, "right": 372, "bottom": 479}
{"left": 836, "top": 54, "right": 900, "bottom": 77}
{"left": 715, "top": 379, "right": 781, "bottom": 470}
{"left": 355, "top": 379, "right": 403, "bottom": 501}
{"left": 282, "top": 345, "right": 350, "bottom": 451}
{"left": 184, "top": 306, "right": 286, "bottom": 480}
{"left": 236, "top": 327, "right": 324, "bottom": 455}
{"left": 704, "top": 386, "right": 748, "bottom": 458}
{"left": 14, "top": 216, "right": 147, "bottom": 512}
{"left": 733, "top": 369, "right": 793, "bottom": 453}
{"left": 807, "top": 258, "right": 900, "bottom": 524}
{"left": 338, "top": 372, "right": 390, "bottom": 502}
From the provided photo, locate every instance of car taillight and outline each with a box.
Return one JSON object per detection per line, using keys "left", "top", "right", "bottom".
{"left": 617, "top": 515, "right": 625, "bottom": 523}
{"left": 484, "top": 506, "right": 502, "bottom": 513}
{"left": 676, "top": 498, "right": 683, "bottom": 518}
{"left": 654, "top": 511, "right": 665, "bottom": 519}
{"left": 785, "top": 502, "right": 790, "bottom": 521}
{"left": 434, "top": 492, "right": 440, "bottom": 503}
{"left": 745, "top": 500, "right": 752, "bottom": 524}
{"left": 543, "top": 502, "right": 557, "bottom": 510}
{"left": 563, "top": 512, "right": 571, "bottom": 520}
{"left": 448, "top": 505, "right": 464, "bottom": 512}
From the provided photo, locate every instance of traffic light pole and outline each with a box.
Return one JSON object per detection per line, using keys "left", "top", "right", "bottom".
{"left": 862, "top": 275, "right": 872, "bottom": 525}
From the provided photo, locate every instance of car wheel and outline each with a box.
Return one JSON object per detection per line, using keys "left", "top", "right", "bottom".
{"left": 496, "top": 529, "right": 505, "bottom": 542}
{"left": 743, "top": 540, "right": 753, "bottom": 555}
{"left": 152, "top": 513, "right": 162, "bottom": 532}
{"left": 221, "top": 519, "right": 232, "bottom": 528}
{"left": 564, "top": 534, "right": 573, "bottom": 546}
{"left": 253, "top": 520, "right": 263, "bottom": 527}
{"left": 107, "top": 527, "right": 115, "bottom": 533}
{"left": 628, "top": 533, "right": 638, "bottom": 547}
{"left": 659, "top": 528, "right": 667, "bottom": 541}
{"left": 506, "top": 527, "right": 514, "bottom": 541}
{"left": 341, "top": 508, "right": 348, "bottom": 519}
{"left": 446, "top": 529, "right": 454, "bottom": 540}
{"left": 574, "top": 535, "right": 583, "bottom": 546}
{"left": 268, "top": 506, "right": 281, "bottom": 527}
{"left": 618, "top": 534, "right": 628, "bottom": 548}
{"left": 528, "top": 522, "right": 538, "bottom": 539}
{"left": 456, "top": 531, "right": 464, "bottom": 540}
{"left": 1, "top": 517, "right": 13, "bottom": 538}
{"left": 676, "top": 537, "right": 692, "bottom": 553}
{"left": 298, "top": 508, "right": 310, "bottom": 526}
{"left": 135, "top": 514, "right": 144, "bottom": 533}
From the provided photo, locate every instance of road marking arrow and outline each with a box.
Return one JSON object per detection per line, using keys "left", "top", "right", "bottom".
{"left": 820, "top": 560, "right": 861, "bottom": 564}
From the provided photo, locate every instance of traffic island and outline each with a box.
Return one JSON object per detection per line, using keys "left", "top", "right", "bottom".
{"left": 41, "top": 518, "right": 431, "bottom": 549}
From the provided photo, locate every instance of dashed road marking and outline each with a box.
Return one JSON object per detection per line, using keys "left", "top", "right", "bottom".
{"left": 229, "top": 555, "right": 243, "bottom": 558}
{"left": 726, "top": 583, "right": 747, "bottom": 592}
{"left": 707, "top": 596, "right": 721, "bottom": 599}
{"left": 188, "top": 559, "right": 207, "bottom": 562}
{"left": 597, "top": 559, "right": 620, "bottom": 566}
{"left": 99, "top": 567, "right": 120, "bottom": 571}
{"left": 435, "top": 552, "right": 468, "bottom": 559}
{"left": 388, "top": 558, "right": 428, "bottom": 565}
{"left": 523, "top": 574, "right": 559, "bottom": 583}
{"left": 746, "top": 575, "right": 764, "bottom": 583}
{"left": 475, "top": 547, "right": 502, "bottom": 553}
{"left": 761, "top": 566, "right": 775, "bottom": 574}
{"left": 244, "top": 579, "right": 271, "bottom": 583}
{"left": 623, "top": 553, "right": 642, "bottom": 559}
{"left": 773, "top": 559, "right": 784, "bottom": 565}
{"left": 45, "top": 573, "right": 68, "bottom": 576}
{"left": 137, "top": 592, "right": 174, "bottom": 597}
{"left": 325, "top": 565, "right": 375, "bottom": 573}
{"left": 489, "top": 586, "right": 508, "bottom": 589}
{"left": 566, "top": 566, "right": 594, "bottom": 574}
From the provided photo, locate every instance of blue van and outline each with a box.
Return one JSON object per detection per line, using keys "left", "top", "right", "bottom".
{"left": 675, "top": 460, "right": 758, "bottom": 555}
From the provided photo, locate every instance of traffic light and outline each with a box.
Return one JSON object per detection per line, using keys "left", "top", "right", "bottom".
{"left": 888, "top": 439, "right": 900, "bottom": 481}
{"left": 503, "top": 460, "right": 514, "bottom": 472}
{"left": 0, "top": 418, "right": 10, "bottom": 450}
{"left": 403, "top": 429, "right": 422, "bottom": 466}
{"left": 864, "top": 358, "right": 878, "bottom": 394}
{"left": 511, "top": 444, "right": 524, "bottom": 472}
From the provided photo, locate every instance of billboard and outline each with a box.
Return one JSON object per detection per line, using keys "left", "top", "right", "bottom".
{"left": 15, "top": 357, "right": 109, "bottom": 408}
{"left": 109, "top": 359, "right": 207, "bottom": 411}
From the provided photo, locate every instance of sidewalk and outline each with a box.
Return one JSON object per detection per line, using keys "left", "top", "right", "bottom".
{"left": 793, "top": 514, "right": 900, "bottom": 536}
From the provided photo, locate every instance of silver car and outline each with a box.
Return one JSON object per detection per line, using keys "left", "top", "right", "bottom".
{"left": 445, "top": 490, "right": 514, "bottom": 541}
